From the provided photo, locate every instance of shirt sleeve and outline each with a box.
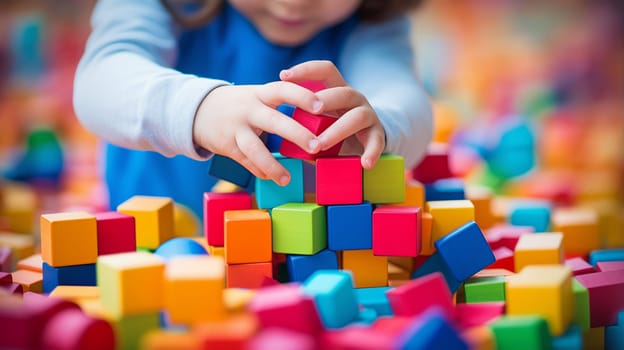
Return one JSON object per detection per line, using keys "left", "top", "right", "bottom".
{"left": 338, "top": 16, "right": 433, "bottom": 169}
{"left": 73, "top": 0, "right": 227, "bottom": 160}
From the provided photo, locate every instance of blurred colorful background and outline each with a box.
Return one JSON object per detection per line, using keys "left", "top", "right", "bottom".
{"left": 0, "top": 0, "right": 622, "bottom": 239}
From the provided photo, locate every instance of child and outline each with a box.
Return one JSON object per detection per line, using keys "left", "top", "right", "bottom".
{"left": 73, "top": 0, "right": 433, "bottom": 217}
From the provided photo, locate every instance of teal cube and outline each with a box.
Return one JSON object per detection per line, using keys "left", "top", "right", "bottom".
{"left": 509, "top": 200, "right": 551, "bottom": 232}
{"left": 272, "top": 203, "right": 326, "bottom": 254}
{"left": 303, "top": 270, "right": 359, "bottom": 329}
{"left": 363, "top": 154, "right": 405, "bottom": 204}
{"left": 464, "top": 276, "right": 506, "bottom": 303}
{"left": 255, "top": 154, "right": 304, "bottom": 209}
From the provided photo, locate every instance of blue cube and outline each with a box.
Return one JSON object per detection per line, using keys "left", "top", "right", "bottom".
{"left": 395, "top": 308, "right": 469, "bottom": 350}
{"left": 434, "top": 221, "right": 495, "bottom": 281}
{"left": 327, "top": 202, "right": 372, "bottom": 251}
{"left": 286, "top": 249, "right": 338, "bottom": 283}
{"left": 509, "top": 200, "right": 551, "bottom": 232}
{"left": 411, "top": 253, "right": 462, "bottom": 293}
{"left": 43, "top": 262, "right": 96, "bottom": 293}
{"left": 208, "top": 154, "right": 253, "bottom": 188}
{"left": 425, "top": 178, "right": 465, "bottom": 201}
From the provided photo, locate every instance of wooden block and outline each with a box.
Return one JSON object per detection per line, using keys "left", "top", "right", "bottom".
{"left": 425, "top": 178, "right": 465, "bottom": 201}
{"left": 552, "top": 324, "right": 583, "bottom": 350}
{"left": 0, "top": 231, "right": 36, "bottom": 268}
{"left": 462, "top": 326, "right": 496, "bottom": 350}
{"left": 571, "top": 278, "right": 590, "bottom": 331}
{"left": 208, "top": 154, "right": 253, "bottom": 188}
{"left": 411, "top": 253, "right": 462, "bottom": 293}
{"left": 112, "top": 312, "right": 161, "bottom": 350}
{"left": 49, "top": 285, "right": 99, "bottom": 303}
{"left": 466, "top": 185, "right": 496, "bottom": 230}
{"left": 474, "top": 268, "right": 515, "bottom": 278}
{"left": 0, "top": 246, "right": 11, "bottom": 272}
{"left": 203, "top": 192, "right": 252, "bottom": 247}
{"left": 255, "top": 154, "right": 304, "bottom": 209}
{"left": 1, "top": 182, "right": 37, "bottom": 234}
{"left": 552, "top": 207, "right": 600, "bottom": 256}
{"left": 95, "top": 211, "right": 136, "bottom": 255}
{"left": 248, "top": 283, "right": 323, "bottom": 335}
{"left": 506, "top": 265, "right": 574, "bottom": 336}
{"left": 341, "top": 250, "right": 388, "bottom": 288}
{"left": 40, "top": 212, "right": 98, "bottom": 267}
{"left": 173, "top": 202, "right": 201, "bottom": 238}
{"left": 223, "top": 288, "right": 256, "bottom": 314}
{"left": 322, "top": 324, "right": 394, "bottom": 349}
{"left": 0, "top": 292, "right": 80, "bottom": 349}
{"left": 249, "top": 328, "right": 316, "bottom": 350}
{"left": 396, "top": 308, "right": 469, "bottom": 350}
{"left": 0, "top": 282, "right": 22, "bottom": 294}
{"left": 564, "top": 257, "right": 595, "bottom": 275}
{"left": 464, "top": 276, "right": 506, "bottom": 303}
{"left": 386, "top": 272, "right": 453, "bottom": 319}
{"left": 302, "top": 270, "right": 359, "bottom": 329}
{"left": 0, "top": 271, "right": 12, "bottom": 284}
{"left": 397, "top": 180, "right": 425, "bottom": 208}
{"left": 286, "top": 249, "right": 338, "bottom": 283}
{"left": 575, "top": 269, "right": 624, "bottom": 327}
{"left": 372, "top": 206, "right": 421, "bottom": 257}
{"left": 117, "top": 196, "right": 174, "bottom": 250}
{"left": 17, "top": 253, "right": 42, "bottom": 272}
{"left": 435, "top": 221, "right": 495, "bottom": 281}
{"left": 583, "top": 326, "right": 604, "bottom": 350}
{"left": 164, "top": 256, "right": 226, "bottom": 324}
{"left": 509, "top": 200, "right": 551, "bottom": 233}
{"left": 316, "top": 156, "right": 362, "bottom": 205}
{"left": 97, "top": 251, "right": 165, "bottom": 317}
{"left": 426, "top": 200, "right": 475, "bottom": 246}
{"left": 490, "top": 316, "right": 552, "bottom": 350}
{"left": 224, "top": 209, "right": 272, "bottom": 264}
{"left": 410, "top": 143, "right": 453, "bottom": 184}
{"left": 605, "top": 311, "right": 624, "bottom": 350}
{"left": 363, "top": 154, "right": 405, "bottom": 204}
{"left": 193, "top": 313, "right": 259, "bottom": 349}
{"left": 588, "top": 249, "right": 624, "bottom": 267}
{"left": 355, "top": 287, "right": 393, "bottom": 317}
{"left": 454, "top": 302, "right": 505, "bottom": 329}
{"left": 42, "top": 308, "right": 115, "bottom": 350}
{"left": 272, "top": 203, "right": 326, "bottom": 255}
{"left": 141, "top": 330, "right": 200, "bottom": 350}
{"left": 327, "top": 202, "right": 372, "bottom": 251}
{"left": 12, "top": 269, "right": 43, "bottom": 293}
{"left": 514, "top": 232, "right": 564, "bottom": 272}
{"left": 226, "top": 262, "right": 272, "bottom": 289}
{"left": 488, "top": 246, "right": 515, "bottom": 272}
{"left": 485, "top": 224, "right": 535, "bottom": 251}
{"left": 388, "top": 262, "right": 411, "bottom": 281}
{"left": 420, "top": 212, "right": 435, "bottom": 255}
{"left": 42, "top": 262, "right": 96, "bottom": 293}
{"left": 596, "top": 261, "right": 624, "bottom": 272}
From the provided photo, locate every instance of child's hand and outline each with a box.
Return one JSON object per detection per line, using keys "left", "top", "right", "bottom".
{"left": 193, "top": 83, "right": 323, "bottom": 186}
{"left": 279, "top": 60, "right": 386, "bottom": 170}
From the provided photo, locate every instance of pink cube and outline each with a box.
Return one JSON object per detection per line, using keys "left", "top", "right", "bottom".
{"left": 95, "top": 212, "right": 136, "bottom": 255}
{"left": 203, "top": 192, "right": 252, "bottom": 246}
{"left": 373, "top": 206, "right": 421, "bottom": 257}
{"left": 316, "top": 156, "right": 362, "bottom": 205}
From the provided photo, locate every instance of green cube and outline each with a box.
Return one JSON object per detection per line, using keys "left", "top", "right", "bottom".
{"left": 363, "top": 154, "right": 405, "bottom": 204}
{"left": 114, "top": 312, "right": 160, "bottom": 350}
{"left": 490, "top": 316, "right": 552, "bottom": 350}
{"left": 272, "top": 203, "right": 326, "bottom": 255}
{"left": 572, "top": 278, "right": 590, "bottom": 331}
{"left": 464, "top": 276, "right": 506, "bottom": 303}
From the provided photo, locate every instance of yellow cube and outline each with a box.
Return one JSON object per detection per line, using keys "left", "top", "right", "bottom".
{"left": 426, "top": 200, "right": 475, "bottom": 244}
{"left": 40, "top": 212, "right": 98, "bottom": 267}
{"left": 342, "top": 250, "right": 387, "bottom": 288}
{"left": 514, "top": 232, "right": 563, "bottom": 272}
{"left": 97, "top": 251, "right": 165, "bottom": 317}
{"left": 506, "top": 265, "right": 574, "bottom": 336}
{"left": 0, "top": 232, "right": 35, "bottom": 269}
{"left": 208, "top": 245, "right": 225, "bottom": 258}
{"left": 49, "top": 285, "right": 99, "bottom": 303}
{"left": 117, "top": 196, "right": 174, "bottom": 250}
{"left": 164, "top": 256, "right": 226, "bottom": 324}
{"left": 551, "top": 207, "right": 600, "bottom": 256}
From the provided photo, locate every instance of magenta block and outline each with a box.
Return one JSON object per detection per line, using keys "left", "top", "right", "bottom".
{"left": 372, "top": 206, "right": 421, "bottom": 257}
{"left": 386, "top": 272, "right": 454, "bottom": 319}
{"left": 576, "top": 270, "right": 624, "bottom": 327}
{"left": 454, "top": 302, "right": 505, "bottom": 329}
{"left": 565, "top": 257, "right": 595, "bottom": 275}
{"left": 95, "top": 212, "right": 136, "bottom": 255}
{"left": 203, "top": 192, "right": 252, "bottom": 246}
{"left": 42, "top": 309, "right": 115, "bottom": 350}
{"left": 316, "top": 156, "right": 362, "bottom": 205}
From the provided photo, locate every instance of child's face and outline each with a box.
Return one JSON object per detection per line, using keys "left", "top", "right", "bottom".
{"left": 228, "top": 0, "right": 361, "bottom": 46}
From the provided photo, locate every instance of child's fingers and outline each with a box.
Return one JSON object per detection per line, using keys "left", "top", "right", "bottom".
{"left": 235, "top": 129, "right": 291, "bottom": 186}
{"left": 317, "top": 106, "right": 372, "bottom": 151}
{"left": 314, "top": 86, "right": 366, "bottom": 112}
{"left": 250, "top": 107, "right": 321, "bottom": 154}
{"left": 258, "top": 81, "right": 323, "bottom": 114}
{"left": 224, "top": 143, "right": 268, "bottom": 180}
{"left": 358, "top": 129, "right": 385, "bottom": 169}
{"left": 279, "top": 60, "right": 346, "bottom": 88}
